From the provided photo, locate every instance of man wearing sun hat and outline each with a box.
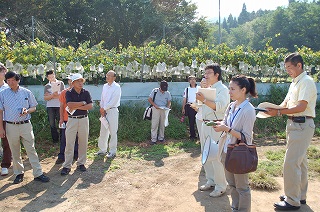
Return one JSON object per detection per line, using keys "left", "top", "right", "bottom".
{"left": 55, "top": 74, "right": 79, "bottom": 165}
{"left": 60, "top": 73, "right": 93, "bottom": 175}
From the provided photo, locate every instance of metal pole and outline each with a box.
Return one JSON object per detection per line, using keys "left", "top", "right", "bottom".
{"left": 219, "top": 0, "right": 221, "bottom": 44}
{"left": 32, "top": 16, "right": 35, "bottom": 42}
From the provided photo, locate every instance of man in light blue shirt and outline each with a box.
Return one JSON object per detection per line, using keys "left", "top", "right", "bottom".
{"left": 0, "top": 71, "right": 50, "bottom": 184}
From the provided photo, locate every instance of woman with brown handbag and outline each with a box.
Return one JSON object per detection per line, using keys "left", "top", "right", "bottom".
{"left": 213, "top": 75, "right": 258, "bottom": 212}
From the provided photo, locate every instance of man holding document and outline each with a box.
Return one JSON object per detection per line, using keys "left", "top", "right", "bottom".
{"left": 61, "top": 73, "right": 93, "bottom": 175}
{"left": 263, "top": 53, "right": 317, "bottom": 211}
{"left": 196, "top": 64, "right": 229, "bottom": 197}
{"left": 44, "top": 70, "right": 65, "bottom": 144}
{"left": 148, "top": 81, "right": 172, "bottom": 145}
{"left": 96, "top": 70, "right": 121, "bottom": 159}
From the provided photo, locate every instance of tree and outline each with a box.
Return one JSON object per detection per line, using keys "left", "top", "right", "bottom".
{"left": 238, "top": 3, "right": 250, "bottom": 25}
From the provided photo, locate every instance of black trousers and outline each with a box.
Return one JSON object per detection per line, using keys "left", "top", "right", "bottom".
{"left": 184, "top": 103, "right": 197, "bottom": 138}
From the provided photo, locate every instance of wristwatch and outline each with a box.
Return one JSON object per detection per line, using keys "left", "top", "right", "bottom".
{"left": 82, "top": 101, "right": 86, "bottom": 105}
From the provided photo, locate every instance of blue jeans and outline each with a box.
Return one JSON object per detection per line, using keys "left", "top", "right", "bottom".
{"left": 47, "top": 107, "right": 60, "bottom": 142}
{"left": 58, "top": 122, "right": 79, "bottom": 160}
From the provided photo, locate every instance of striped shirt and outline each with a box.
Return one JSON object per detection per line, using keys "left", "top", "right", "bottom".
{"left": 0, "top": 86, "right": 38, "bottom": 122}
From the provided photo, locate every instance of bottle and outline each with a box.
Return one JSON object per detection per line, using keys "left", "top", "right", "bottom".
{"left": 180, "top": 115, "right": 185, "bottom": 123}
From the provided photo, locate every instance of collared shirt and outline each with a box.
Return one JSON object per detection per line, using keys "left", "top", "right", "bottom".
{"left": 284, "top": 71, "right": 317, "bottom": 117}
{"left": 149, "top": 88, "right": 172, "bottom": 107}
{"left": 59, "top": 88, "right": 70, "bottom": 121}
{"left": 0, "top": 82, "right": 9, "bottom": 92}
{"left": 44, "top": 80, "right": 65, "bottom": 107}
{"left": 100, "top": 81, "right": 121, "bottom": 110}
{"left": 202, "top": 81, "right": 230, "bottom": 120}
{"left": 66, "top": 88, "right": 92, "bottom": 116}
{"left": 0, "top": 82, "right": 9, "bottom": 121}
{"left": 0, "top": 86, "right": 38, "bottom": 122}
{"left": 183, "top": 86, "right": 199, "bottom": 103}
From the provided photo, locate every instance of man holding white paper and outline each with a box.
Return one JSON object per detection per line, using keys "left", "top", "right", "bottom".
{"left": 96, "top": 70, "right": 121, "bottom": 158}
{"left": 44, "top": 70, "right": 65, "bottom": 144}
{"left": 148, "top": 81, "right": 172, "bottom": 145}
{"left": 196, "top": 64, "right": 229, "bottom": 198}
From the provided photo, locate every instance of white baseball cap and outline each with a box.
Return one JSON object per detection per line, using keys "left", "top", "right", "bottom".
{"left": 71, "top": 73, "right": 85, "bottom": 83}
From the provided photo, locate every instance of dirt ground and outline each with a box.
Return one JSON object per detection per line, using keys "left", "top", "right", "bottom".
{"left": 0, "top": 139, "right": 320, "bottom": 212}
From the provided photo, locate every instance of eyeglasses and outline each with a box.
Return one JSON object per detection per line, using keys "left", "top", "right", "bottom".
{"left": 204, "top": 71, "right": 215, "bottom": 75}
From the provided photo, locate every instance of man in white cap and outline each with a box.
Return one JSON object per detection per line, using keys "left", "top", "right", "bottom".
{"left": 96, "top": 70, "right": 121, "bottom": 158}
{"left": 55, "top": 74, "right": 79, "bottom": 164}
{"left": 61, "top": 73, "right": 93, "bottom": 175}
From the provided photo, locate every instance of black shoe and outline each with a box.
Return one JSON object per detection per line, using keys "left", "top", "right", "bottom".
{"left": 274, "top": 201, "right": 300, "bottom": 211}
{"left": 77, "top": 165, "right": 86, "bottom": 172}
{"left": 61, "top": 167, "right": 71, "bottom": 175}
{"left": 158, "top": 139, "right": 165, "bottom": 143}
{"left": 13, "top": 174, "right": 24, "bottom": 184}
{"left": 279, "top": 195, "right": 306, "bottom": 205}
{"left": 55, "top": 158, "right": 64, "bottom": 164}
{"left": 149, "top": 141, "right": 157, "bottom": 145}
{"left": 34, "top": 174, "right": 50, "bottom": 182}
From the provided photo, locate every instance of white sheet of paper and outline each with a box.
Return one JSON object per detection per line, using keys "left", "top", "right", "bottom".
{"left": 197, "top": 88, "right": 216, "bottom": 105}
{"left": 51, "top": 82, "right": 61, "bottom": 93}
{"left": 256, "top": 102, "right": 285, "bottom": 118}
{"left": 66, "top": 106, "right": 76, "bottom": 115}
{"left": 164, "top": 108, "right": 171, "bottom": 127}
{"left": 99, "top": 116, "right": 109, "bottom": 129}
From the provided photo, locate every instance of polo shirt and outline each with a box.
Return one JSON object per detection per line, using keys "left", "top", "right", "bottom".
{"left": 0, "top": 86, "right": 38, "bottom": 122}
{"left": 284, "top": 71, "right": 317, "bottom": 117}
{"left": 66, "top": 88, "right": 92, "bottom": 116}
{"left": 59, "top": 88, "right": 70, "bottom": 121}
{"left": 183, "top": 86, "right": 199, "bottom": 103}
{"left": 44, "top": 80, "right": 65, "bottom": 107}
{"left": 149, "top": 88, "right": 172, "bottom": 107}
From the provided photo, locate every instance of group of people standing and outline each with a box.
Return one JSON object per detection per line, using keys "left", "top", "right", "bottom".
{"left": 0, "top": 66, "right": 121, "bottom": 181}
{"left": 180, "top": 53, "right": 316, "bottom": 211}
{"left": 0, "top": 52, "right": 317, "bottom": 211}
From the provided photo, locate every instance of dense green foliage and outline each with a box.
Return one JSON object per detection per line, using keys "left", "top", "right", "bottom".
{"left": 0, "top": 1, "right": 319, "bottom": 52}
{"left": 0, "top": 0, "right": 208, "bottom": 50}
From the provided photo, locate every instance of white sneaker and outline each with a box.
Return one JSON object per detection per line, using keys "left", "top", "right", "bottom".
{"left": 95, "top": 150, "right": 107, "bottom": 156}
{"left": 209, "top": 189, "right": 226, "bottom": 197}
{"left": 106, "top": 152, "right": 116, "bottom": 158}
{"left": 199, "top": 183, "right": 215, "bottom": 191}
{"left": 1, "top": 168, "right": 9, "bottom": 176}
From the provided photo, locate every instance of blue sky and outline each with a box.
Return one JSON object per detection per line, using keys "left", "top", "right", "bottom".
{"left": 190, "top": 0, "right": 309, "bottom": 20}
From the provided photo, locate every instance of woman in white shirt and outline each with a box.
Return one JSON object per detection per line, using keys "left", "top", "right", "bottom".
{"left": 182, "top": 76, "right": 199, "bottom": 140}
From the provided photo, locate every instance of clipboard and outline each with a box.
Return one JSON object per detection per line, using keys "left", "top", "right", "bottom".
{"left": 197, "top": 88, "right": 216, "bottom": 105}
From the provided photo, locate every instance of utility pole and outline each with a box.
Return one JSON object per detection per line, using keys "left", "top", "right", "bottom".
{"left": 219, "top": 0, "right": 221, "bottom": 44}
{"left": 32, "top": 16, "right": 35, "bottom": 42}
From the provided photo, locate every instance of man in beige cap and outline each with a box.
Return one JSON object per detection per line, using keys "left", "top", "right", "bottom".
{"left": 61, "top": 73, "right": 93, "bottom": 175}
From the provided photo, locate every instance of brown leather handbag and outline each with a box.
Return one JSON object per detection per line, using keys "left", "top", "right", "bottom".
{"left": 225, "top": 132, "right": 258, "bottom": 174}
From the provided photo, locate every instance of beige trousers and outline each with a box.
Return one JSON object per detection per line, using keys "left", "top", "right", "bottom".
{"left": 63, "top": 117, "right": 89, "bottom": 168}
{"left": 6, "top": 122, "right": 43, "bottom": 177}
{"left": 284, "top": 119, "right": 315, "bottom": 206}
{"left": 151, "top": 107, "right": 166, "bottom": 142}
